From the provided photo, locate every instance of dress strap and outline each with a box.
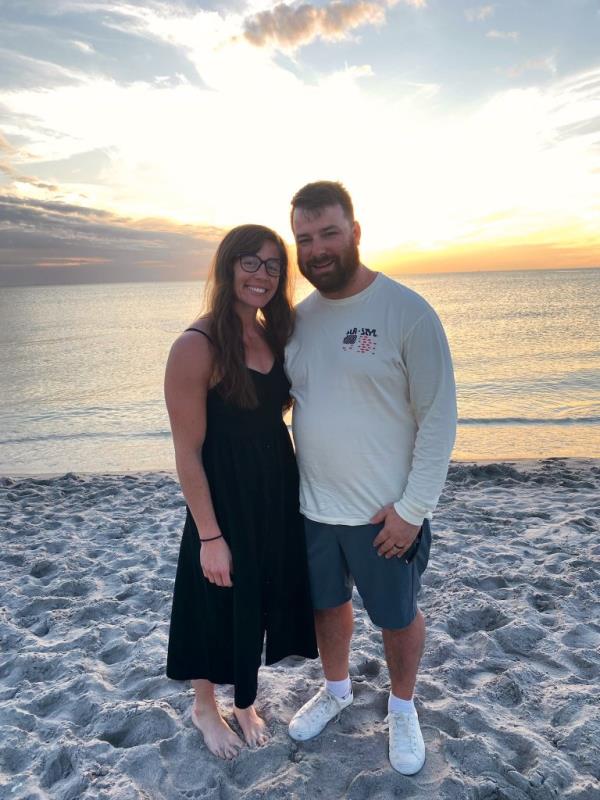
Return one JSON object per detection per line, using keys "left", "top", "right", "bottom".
{"left": 185, "top": 328, "right": 213, "bottom": 343}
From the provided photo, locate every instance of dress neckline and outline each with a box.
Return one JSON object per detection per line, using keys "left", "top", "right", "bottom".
{"left": 185, "top": 327, "right": 277, "bottom": 377}
{"left": 247, "top": 360, "right": 276, "bottom": 377}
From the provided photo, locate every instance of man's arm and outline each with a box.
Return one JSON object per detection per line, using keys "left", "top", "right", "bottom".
{"left": 394, "top": 309, "right": 457, "bottom": 525}
{"left": 372, "top": 308, "right": 457, "bottom": 558}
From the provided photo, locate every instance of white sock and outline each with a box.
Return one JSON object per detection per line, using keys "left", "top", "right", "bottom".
{"left": 388, "top": 693, "right": 415, "bottom": 714}
{"left": 326, "top": 677, "right": 352, "bottom": 699}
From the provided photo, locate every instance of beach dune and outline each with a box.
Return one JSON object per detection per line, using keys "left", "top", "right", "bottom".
{"left": 1, "top": 459, "right": 599, "bottom": 799}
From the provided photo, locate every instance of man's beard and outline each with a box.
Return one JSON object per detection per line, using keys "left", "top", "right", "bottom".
{"left": 299, "top": 240, "right": 360, "bottom": 294}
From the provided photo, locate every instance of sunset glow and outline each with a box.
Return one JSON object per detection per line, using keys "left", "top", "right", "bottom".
{"left": 1, "top": 1, "right": 599, "bottom": 284}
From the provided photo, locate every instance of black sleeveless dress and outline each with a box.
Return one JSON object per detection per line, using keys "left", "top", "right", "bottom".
{"left": 166, "top": 343, "right": 318, "bottom": 709}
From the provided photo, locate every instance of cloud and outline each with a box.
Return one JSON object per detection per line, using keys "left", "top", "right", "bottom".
{"left": 70, "top": 40, "right": 95, "bottom": 54}
{"left": 557, "top": 114, "right": 600, "bottom": 140}
{"left": 242, "top": 1, "right": 384, "bottom": 49}
{"left": 0, "top": 133, "right": 59, "bottom": 191}
{"left": 1, "top": 2, "right": 598, "bottom": 284}
{"left": 0, "top": 194, "right": 225, "bottom": 286}
{"left": 486, "top": 29, "right": 519, "bottom": 42}
{"left": 506, "top": 56, "right": 557, "bottom": 79}
{"left": 465, "top": 5, "right": 495, "bottom": 22}
{"left": 0, "top": 132, "right": 17, "bottom": 155}
{"left": 0, "top": 42, "right": 401, "bottom": 232}
{"left": 0, "top": 47, "right": 86, "bottom": 91}
{"left": 0, "top": 5, "right": 205, "bottom": 91}
{"left": 27, "top": 148, "right": 114, "bottom": 186}
{"left": 0, "top": 161, "right": 58, "bottom": 191}
{"left": 242, "top": 0, "right": 425, "bottom": 51}
{"left": 551, "top": 70, "right": 600, "bottom": 150}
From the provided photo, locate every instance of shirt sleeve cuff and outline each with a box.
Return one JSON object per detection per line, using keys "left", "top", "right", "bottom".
{"left": 393, "top": 499, "right": 428, "bottom": 528}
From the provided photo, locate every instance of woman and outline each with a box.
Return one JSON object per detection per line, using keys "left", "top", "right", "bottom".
{"left": 165, "top": 224, "right": 317, "bottom": 760}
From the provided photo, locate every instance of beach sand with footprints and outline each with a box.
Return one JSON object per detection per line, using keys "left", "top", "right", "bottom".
{"left": 1, "top": 459, "right": 599, "bottom": 799}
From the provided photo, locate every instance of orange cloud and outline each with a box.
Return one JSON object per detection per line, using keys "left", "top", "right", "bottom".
{"left": 35, "top": 257, "right": 110, "bottom": 269}
{"left": 243, "top": 1, "right": 385, "bottom": 49}
{"left": 242, "top": 0, "right": 424, "bottom": 50}
{"left": 0, "top": 132, "right": 58, "bottom": 191}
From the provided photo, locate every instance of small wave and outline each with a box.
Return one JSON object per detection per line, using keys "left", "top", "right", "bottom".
{"left": 447, "top": 459, "right": 600, "bottom": 488}
{"left": 458, "top": 416, "right": 600, "bottom": 426}
{"left": 448, "top": 462, "right": 531, "bottom": 484}
{"left": 1, "top": 430, "right": 172, "bottom": 446}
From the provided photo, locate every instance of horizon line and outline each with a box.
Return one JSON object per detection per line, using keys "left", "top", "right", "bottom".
{"left": 1, "top": 263, "right": 599, "bottom": 290}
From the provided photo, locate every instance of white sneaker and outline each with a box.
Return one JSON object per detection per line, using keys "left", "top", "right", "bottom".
{"left": 387, "top": 707, "right": 426, "bottom": 775}
{"left": 288, "top": 686, "right": 354, "bottom": 741}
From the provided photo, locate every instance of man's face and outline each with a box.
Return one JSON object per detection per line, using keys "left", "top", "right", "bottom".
{"left": 292, "top": 204, "right": 360, "bottom": 295}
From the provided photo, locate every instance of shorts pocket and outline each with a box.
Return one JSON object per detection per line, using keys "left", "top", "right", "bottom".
{"left": 414, "top": 519, "right": 432, "bottom": 576}
{"left": 403, "top": 528, "right": 423, "bottom": 564}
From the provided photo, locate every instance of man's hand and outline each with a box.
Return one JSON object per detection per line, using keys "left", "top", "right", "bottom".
{"left": 200, "top": 538, "right": 234, "bottom": 587}
{"left": 371, "top": 505, "right": 420, "bottom": 559}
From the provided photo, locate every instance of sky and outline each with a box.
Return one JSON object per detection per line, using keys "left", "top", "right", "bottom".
{"left": 0, "top": 0, "right": 599, "bottom": 285}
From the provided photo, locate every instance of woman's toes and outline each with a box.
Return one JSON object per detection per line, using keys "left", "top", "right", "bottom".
{"left": 191, "top": 704, "right": 243, "bottom": 759}
{"left": 233, "top": 705, "right": 270, "bottom": 747}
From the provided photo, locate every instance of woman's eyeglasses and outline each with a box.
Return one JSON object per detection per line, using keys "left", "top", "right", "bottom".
{"left": 237, "top": 254, "right": 282, "bottom": 277}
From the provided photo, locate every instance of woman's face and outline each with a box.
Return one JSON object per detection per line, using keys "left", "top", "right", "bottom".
{"left": 233, "top": 239, "right": 281, "bottom": 312}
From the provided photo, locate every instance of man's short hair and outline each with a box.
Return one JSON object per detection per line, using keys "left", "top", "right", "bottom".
{"left": 291, "top": 181, "right": 354, "bottom": 226}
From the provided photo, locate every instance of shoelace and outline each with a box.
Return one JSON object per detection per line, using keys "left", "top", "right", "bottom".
{"left": 389, "top": 713, "right": 419, "bottom": 751}
{"left": 301, "top": 689, "right": 346, "bottom": 725}
{"left": 310, "top": 691, "right": 337, "bottom": 716}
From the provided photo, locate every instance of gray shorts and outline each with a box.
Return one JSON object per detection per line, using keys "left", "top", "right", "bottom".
{"left": 303, "top": 517, "right": 432, "bottom": 630}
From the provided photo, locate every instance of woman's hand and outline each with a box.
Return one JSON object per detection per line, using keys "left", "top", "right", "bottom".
{"left": 200, "top": 538, "right": 233, "bottom": 587}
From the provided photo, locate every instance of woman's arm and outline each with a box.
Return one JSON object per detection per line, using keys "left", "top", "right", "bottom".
{"left": 164, "top": 331, "right": 233, "bottom": 587}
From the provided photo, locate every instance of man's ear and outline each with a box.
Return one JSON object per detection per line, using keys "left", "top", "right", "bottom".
{"left": 353, "top": 220, "right": 361, "bottom": 246}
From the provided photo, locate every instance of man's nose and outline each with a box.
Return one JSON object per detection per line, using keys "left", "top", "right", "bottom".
{"left": 311, "top": 236, "right": 327, "bottom": 256}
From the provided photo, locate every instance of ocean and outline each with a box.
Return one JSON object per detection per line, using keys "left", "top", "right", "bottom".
{"left": 1, "top": 268, "right": 599, "bottom": 474}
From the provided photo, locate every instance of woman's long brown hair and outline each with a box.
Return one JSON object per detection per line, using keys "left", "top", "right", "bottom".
{"left": 204, "top": 224, "right": 294, "bottom": 408}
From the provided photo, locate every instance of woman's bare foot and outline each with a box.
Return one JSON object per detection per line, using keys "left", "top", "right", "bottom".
{"left": 191, "top": 703, "right": 243, "bottom": 759}
{"left": 233, "top": 705, "right": 270, "bottom": 748}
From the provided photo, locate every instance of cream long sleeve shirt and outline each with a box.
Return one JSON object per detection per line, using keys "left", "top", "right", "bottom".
{"left": 285, "top": 273, "right": 457, "bottom": 527}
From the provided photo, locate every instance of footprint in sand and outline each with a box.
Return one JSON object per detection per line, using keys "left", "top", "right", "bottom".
{"left": 52, "top": 578, "right": 94, "bottom": 597}
{"left": 29, "top": 559, "right": 56, "bottom": 579}
{"left": 15, "top": 597, "right": 70, "bottom": 620}
{"left": 413, "top": 726, "right": 452, "bottom": 787}
{"left": 446, "top": 603, "right": 510, "bottom": 639}
{"left": 355, "top": 658, "right": 381, "bottom": 679}
{"left": 493, "top": 620, "right": 546, "bottom": 655}
{"left": 529, "top": 592, "right": 556, "bottom": 612}
{"left": 30, "top": 618, "right": 51, "bottom": 637}
{"left": 44, "top": 541, "right": 68, "bottom": 555}
{"left": 94, "top": 706, "right": 177, "bottom": 749}
{"left": 487, "top": 674, "right": 523, "bottom": 707}
{"left": 27, "top": 689, "right": 64, "bottom": 718}
{"left": 40, "top": 747, "right": 74, "bottom": 789}
{"left": 561, "top": 623, "right": 600, "bottom": 649}
{"left": 0, "top": 744, "right": 31, "bottom": 775}
{"left": 423, "top": 640, "right": 457, "bottom": 668}
{"left": 99, "top": 641, "right": 131, "bottom": 666}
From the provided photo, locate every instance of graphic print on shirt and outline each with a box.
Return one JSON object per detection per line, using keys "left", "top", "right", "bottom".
{"left": 342, "top": 327, "right": 378, "bottom": 355}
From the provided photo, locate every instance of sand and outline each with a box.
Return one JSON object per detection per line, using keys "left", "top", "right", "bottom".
{"left": 1, "top": 459, "right": 599, "bottom": 800}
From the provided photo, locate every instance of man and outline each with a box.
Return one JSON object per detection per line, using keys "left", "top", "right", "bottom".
{"left": 285, "top": 181, "right": 457, "bottom": 775}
